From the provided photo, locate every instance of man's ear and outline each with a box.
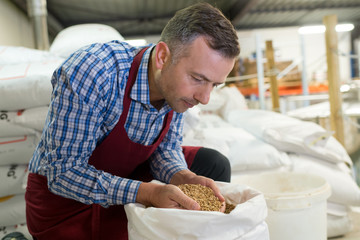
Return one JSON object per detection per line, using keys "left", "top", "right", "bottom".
{"left": 155, "top": 41, "right": 171, "bottom": 70}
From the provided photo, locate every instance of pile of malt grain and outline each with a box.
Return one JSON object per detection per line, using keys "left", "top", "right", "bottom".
{"left": 178, "top": 184, "right": 222, "bottom": 212}
{"left": 224, "top": 203, "right": 236, "bottom": 214}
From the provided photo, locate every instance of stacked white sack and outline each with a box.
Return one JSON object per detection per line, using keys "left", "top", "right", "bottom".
{"left": 49, "top": 23, "right": 124, "bottom": 59}
{"left": 0, "top": 45, "right": 57, "bottom": 166}
{"left": 0, "top": 45, "right": 62, "bottom": 239}
{"left": 226, "top": 109, "right": 353, "bottom": 168}
{"left": 226, "top": 109, "right": 360, "bottom": 237}
{"left": 0, "top": 25, "right": 125, "bottom": 239}
{"left": 185, "top": 88, "right": 358, "bottom": 238}
{"left": 0, "top": 154, "right": 31, "bottom": 240}
{"left": 0, "top": 169, "right": 27, "bottom": 227}
{"left": 183, "top": 88, "right": 290, "bottom": 173}
{"left": 183, "top": 112, "right": 291, "bottom": 173}
{"left": 0, "top": 107, "right": 48, "bottom": 137}
{"left": 196, "top": 86, "right": 248, "bottom": 118}
{"left": 0, "top": 45, "right": 60, "bottom": 65}
{"left": 0, "top": 113, "right": 40, "bottom": 239}
{"left": 0, "top": 59, "right": 63, "bottom": 111}
{"left": 0, "top": 166, "right": 31, "bottom": 240}
{"left": 287, "top": 101, "right": 360, "bottom": 154}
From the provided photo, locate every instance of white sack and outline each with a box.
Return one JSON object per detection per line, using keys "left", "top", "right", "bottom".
{"left": 327, "top": 201, "right": 351, "bottom": 217}
{"left": 183, "top": 127, "right": 291, "bottom": 172}
{"left": 217, "top": 86, "right": 248, "bottom": 119}
{"left": 9, "top": 106, "right": 48, "bottom": 132}
{"left": 326, "top": 202, "right": 353, "bottom": 237}
{"left": 197, "top": 86, "right": 247, "bottom": 119}
{"left": 183, "top": 106, "right": 201, "bottom": 135}
{"left": 0, "top": 107, "right": 48, "bottom": 137}
{"left": 227, "top": 110, "right": 352, "bottom": 166}
{"left": 125, "top": 182, "right": 269, "bottom": 240}
{"left": 196, "top": 114, "right": 234, "bottom": 129}
{"left": 0, "top": 111, "right": 36, "bottom": 137}
{"left": 183, "top": 109, "right": 233, "bottom": 136}
{"left": 0, "top": 164, "right": 28, "bottom": 198}
{"left": 290, "top": 153, "right": 360, "bottom": 206}
{"left": 183, "top": 114, "right": 234, "bottom": 157}
{"left": 287, "top": 101, "right": 360, "bottom": 155}
{"left": 50, "top": 24, "right": 124, "bottom": 58}
{"left": 197, "top": 88, "right": 225, "bottom": 113}
{"left": 0, "top": 223, "right": 32, "bottom": 240}
{"left": 183, "top": 129, "right": 230, "bottom": 157}
{"left": 0, "top": 59, "right": 64, "bottom": 110}
{"left": 0, "top": 135, "right": 38, "bottom": 166}
{"left": 0, "top": 194, "right": 26, "bottom": 227}
{"left": 327, "top": 213, "right": 353, "bottom": 238}
{"left": 0, "top": 45, "right": 59, "bottom": 65}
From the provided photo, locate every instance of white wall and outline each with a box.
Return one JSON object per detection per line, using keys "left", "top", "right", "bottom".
{"left": 237, "top": 26, "right": 352, "bottom": 83}
{"left": 0, "top": 0, "right": 35, "bottom": 47}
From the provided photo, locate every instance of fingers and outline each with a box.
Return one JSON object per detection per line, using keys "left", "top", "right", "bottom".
{"left": 204, "top": 180, "right": 226, "bottom": 213}
{"left": 204, "top": 178, "right": 225, "bottom": 202}
{"left": 147, "top": 183, "right": 200, "bottom": 210}
{"left": 175, "top": 193, "right": 201, "bottom": 211}
{"left": 169, "top": 185, "right": 200, "bottom": 210}
{"left": 143, "top": 177, "right": 226, "bottom": 212}
{"left": 220, "top": 201, "right": 226, "bottom": 213}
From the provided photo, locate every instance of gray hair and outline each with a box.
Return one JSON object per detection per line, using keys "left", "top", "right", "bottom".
{"left": 160, "top": 2, "right": 240, "bottom": 62}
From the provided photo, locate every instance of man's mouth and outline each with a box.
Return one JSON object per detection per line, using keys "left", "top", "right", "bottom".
{"left": 183, "top": 100, "right": 196, "bottom": 108}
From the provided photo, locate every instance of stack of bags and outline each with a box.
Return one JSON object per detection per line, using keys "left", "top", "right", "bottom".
{"left": 0, "top": 24, "right": 125, "bottom": 239}
{"left": 0, "top": 45, "right": 63, "bottom": 239}
{"left": 183, "top": 87, "right": 291, "bottom": 173}
{"left": 182, "top": 89, "right": 360, "bottom": 238}
{"left": 226, "top": 109, "right": 359, "bottom": 238}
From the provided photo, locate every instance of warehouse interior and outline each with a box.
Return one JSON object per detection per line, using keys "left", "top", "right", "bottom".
{"left": 1, "top": 0, "right": 360, "bottom": 239}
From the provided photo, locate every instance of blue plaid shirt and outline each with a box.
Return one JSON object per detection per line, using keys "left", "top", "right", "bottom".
{"left": 28, "top": 41, "right": 188, "bottom": 207}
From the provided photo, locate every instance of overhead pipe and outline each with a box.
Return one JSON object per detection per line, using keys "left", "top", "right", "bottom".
{"left": 27, "top": 0, "right": 49, "bottom": 50}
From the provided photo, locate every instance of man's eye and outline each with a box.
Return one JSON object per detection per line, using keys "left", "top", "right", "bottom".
{"left": 192, "top": 76, "right": 201, "bottom": 82}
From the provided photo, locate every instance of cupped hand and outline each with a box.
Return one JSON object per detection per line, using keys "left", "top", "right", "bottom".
{"left": 170, "top": 170, "right": 226, "bottom": 213}
{"left": 136, "top": 182, "right": 200, "bottom": 210}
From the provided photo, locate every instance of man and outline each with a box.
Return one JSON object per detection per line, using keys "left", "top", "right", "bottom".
{"left": 25, "top": 2, "right": 240, "bottom": 239}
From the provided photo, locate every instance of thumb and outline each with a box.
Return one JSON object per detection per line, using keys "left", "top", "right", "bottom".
{"left": 178, "top": 194, "right": 200, "bottom": 210}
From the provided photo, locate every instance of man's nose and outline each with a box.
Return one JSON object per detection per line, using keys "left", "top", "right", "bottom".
{"left": 194, "top": 85, "right": 212, "bottom": 105}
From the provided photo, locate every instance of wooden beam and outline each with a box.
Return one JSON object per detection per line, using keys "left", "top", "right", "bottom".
{"left": 323, "top": 15, "right": 345, "bottom": 146}
{"left": 265, "top": 40, "right": 280, "bottom": 112}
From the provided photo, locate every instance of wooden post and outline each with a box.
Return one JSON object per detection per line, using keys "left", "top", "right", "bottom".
{"left": 323, "top": 15, "right": 345, "bottom": 146}
{"left": 265, "top": 40, "right": 280, "bottom": 112}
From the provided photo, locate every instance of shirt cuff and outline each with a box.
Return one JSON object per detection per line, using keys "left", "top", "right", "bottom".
{"left": 164, "top": 164, "right": 188, "bottom": 183}
{"left": 110, "top": 177, "right": 142, "bottom": 205}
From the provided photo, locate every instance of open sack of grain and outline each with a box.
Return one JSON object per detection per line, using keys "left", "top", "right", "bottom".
{"left": 124, "top": 181, "right": 269, "bottom": 240}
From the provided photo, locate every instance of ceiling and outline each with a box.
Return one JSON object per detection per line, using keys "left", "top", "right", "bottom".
{"left": 11, "top": 0, "right": 360, "bottom": 42}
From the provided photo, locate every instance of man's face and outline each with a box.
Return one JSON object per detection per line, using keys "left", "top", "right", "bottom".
{"left": 155, "top": 37, "right": 235, "bottom": 113}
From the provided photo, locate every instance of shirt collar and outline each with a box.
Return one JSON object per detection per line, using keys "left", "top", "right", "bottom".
{"left": 129, "top": 45, "right": 153, "bottom": 105}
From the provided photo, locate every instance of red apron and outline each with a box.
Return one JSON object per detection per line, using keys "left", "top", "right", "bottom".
{"left": 26, "top": 47, "right": 201, "bottom": 240}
